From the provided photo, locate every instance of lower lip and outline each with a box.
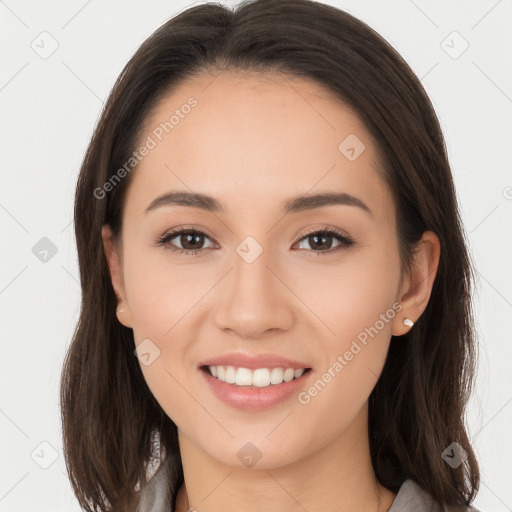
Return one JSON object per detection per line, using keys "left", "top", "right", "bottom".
{"left": 199, "top": 367, "right": 313, "bottom": 410}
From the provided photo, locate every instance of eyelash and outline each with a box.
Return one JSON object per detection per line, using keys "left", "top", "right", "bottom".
{"left": 156, "top": 224, "right": 355, "bottom": 256}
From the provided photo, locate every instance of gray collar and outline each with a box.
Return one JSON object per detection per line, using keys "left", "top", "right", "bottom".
{"left": 137, "top": 458, "right": 481, "bottom": 512}
{"left": 389, "top": 479, "right": 481, "bottom": 512}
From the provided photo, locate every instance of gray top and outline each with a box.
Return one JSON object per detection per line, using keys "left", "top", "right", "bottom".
{"left": 137, "top": 456, "right": 483, "bottom": 512}
{"left": 388, "top": 479, "right": 481, "bottom": 512}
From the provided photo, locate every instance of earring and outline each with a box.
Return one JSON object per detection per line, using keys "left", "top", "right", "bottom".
{"left": 117, "top": 306, "right": 124, "bottom": 314}
{"left": 403, "top": 318, "right": 414, "bottom": 327}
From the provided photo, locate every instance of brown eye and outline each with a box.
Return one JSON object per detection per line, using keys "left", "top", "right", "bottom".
{"left": 157, "top": 228, "right": 216, "bottom": 254}
{"left": 173, "top": 230, "right": 206, "bottom": 251}
{"left": 295, "top": 228, "right": 354, "bottom": 254}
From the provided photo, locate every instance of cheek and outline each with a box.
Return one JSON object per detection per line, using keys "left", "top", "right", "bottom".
{"left": 296, "top": 248, "right": 401, "bottom": 409}
{"left": 122, "top": 241, "right": 211, "bottom": 339}
{"left": 124, "top": 255, "right": 198, "bottom": 427}
{"left": 293, "top": 244, "right": 401, "bottom": 343}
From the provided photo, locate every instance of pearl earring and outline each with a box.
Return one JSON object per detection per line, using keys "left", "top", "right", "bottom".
{"left": 117, "top": 306, "right": 124, "bottom": 314}
{"left": 403, "top": 318, "right": 414, "bottom": 327}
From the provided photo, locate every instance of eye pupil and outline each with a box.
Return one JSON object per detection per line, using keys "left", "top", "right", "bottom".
{"left": 309, "top": 233, "right": 332, "bottom": 251}
{"left": 181, "top": 231, "right": 204, "bottom": 250}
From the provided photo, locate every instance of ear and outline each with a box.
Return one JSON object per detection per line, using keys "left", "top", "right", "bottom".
{"left": 392, "top": 230, "right": 441, "bottom": 336}
{"left": 102, "top": 224, "right": 133, "bottom": 328}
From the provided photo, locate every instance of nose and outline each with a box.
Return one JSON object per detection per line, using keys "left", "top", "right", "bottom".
{"left": 212, "top": 247, "right": 295, "bottom": 339}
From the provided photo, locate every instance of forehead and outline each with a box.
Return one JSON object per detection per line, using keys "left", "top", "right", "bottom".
{"left": 124, "top": 71, "right": 392, "bottom": 221}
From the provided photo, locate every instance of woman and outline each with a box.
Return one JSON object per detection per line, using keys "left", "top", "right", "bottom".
{"left": 60, "top": 0, "right": 482, "bottom": 510}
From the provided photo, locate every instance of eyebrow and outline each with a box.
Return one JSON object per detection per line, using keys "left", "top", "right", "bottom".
{"left": 144, "top": 190, "right": 372, "bottom": 216}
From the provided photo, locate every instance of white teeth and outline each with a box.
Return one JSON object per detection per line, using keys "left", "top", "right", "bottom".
{"left": 252, "top": 368, "right": 271, "bottom": 387}
{"left": 270, "top": 367, "right": 284, "bottom": 384}
{"left": 224, "top": 366, "right": 237, "bottom": 384}
{"left": 283, "top": 368, "right": 295, "bottom": 382}
{"left": 235, "top": 367, "right": 253, "bottom": 386}
{"left": 207, "top": 365, "right": 308, "bottom": 387}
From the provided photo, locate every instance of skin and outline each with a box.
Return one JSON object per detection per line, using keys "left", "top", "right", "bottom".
{"left": 102, "top": 71, "right": 440, "bottom": 512}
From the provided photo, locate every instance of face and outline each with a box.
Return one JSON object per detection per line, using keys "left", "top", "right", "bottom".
{"left": 103, "top": 71, "right": 429, "bottom": 469}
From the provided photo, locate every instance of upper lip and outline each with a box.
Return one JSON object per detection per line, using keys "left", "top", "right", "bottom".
{"left": 197, "top": 352, "right": 312, "bottom": 370}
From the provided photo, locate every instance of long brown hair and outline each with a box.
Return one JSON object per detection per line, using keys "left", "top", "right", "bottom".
{"left": 60, "top": 0, "right": 480, "bottom": 510}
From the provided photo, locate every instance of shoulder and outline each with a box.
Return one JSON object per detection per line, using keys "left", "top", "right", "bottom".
{"left": 389, "top": 479, "right": 483, "bottom": 512}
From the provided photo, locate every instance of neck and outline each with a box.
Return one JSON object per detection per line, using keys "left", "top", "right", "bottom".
{"left": 174, "top": 406, "right": 397, "bottom": 512}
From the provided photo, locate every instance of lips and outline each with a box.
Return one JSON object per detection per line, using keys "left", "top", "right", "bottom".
{"left": 200, "top": 363, "right": 314, "bottom": 410}
{"left": 197, "top": 352, "right": 312, "bottom": 371}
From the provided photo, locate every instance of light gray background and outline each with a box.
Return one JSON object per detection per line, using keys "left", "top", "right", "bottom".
{"left": 0, "top": 1, "right": 511, "bottom": 511}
